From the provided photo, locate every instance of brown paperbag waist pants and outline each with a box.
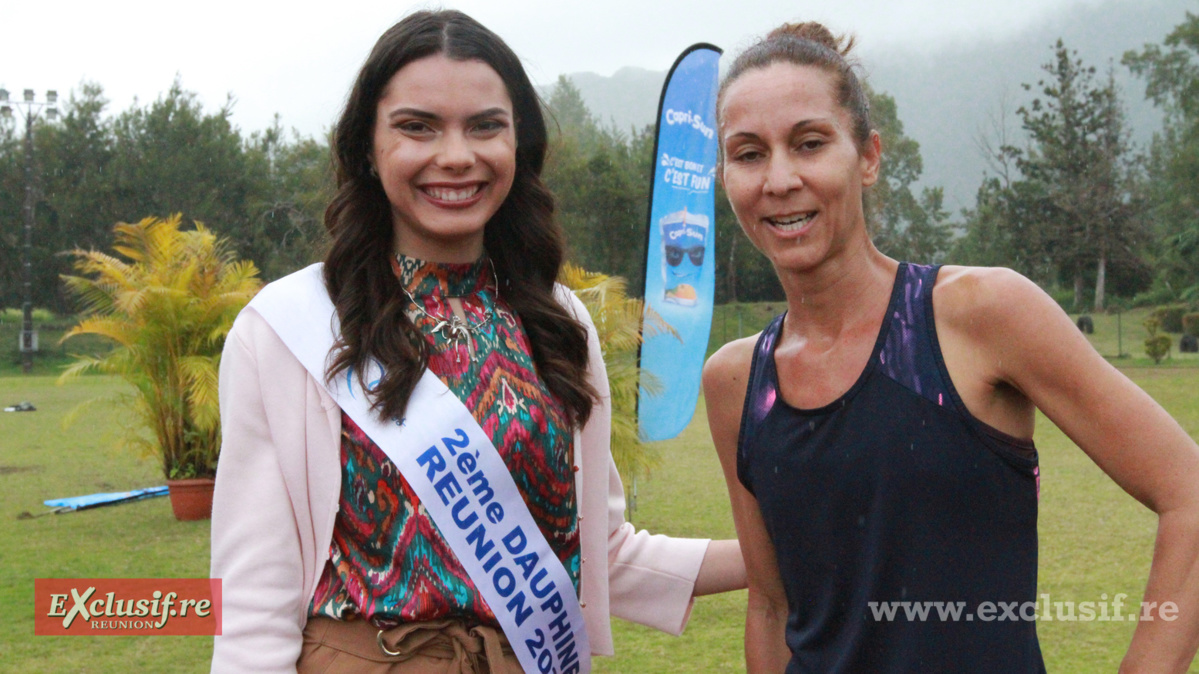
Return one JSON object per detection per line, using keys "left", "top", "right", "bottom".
{"left": 298, "top": 616, "right": 523, "bottom": 674}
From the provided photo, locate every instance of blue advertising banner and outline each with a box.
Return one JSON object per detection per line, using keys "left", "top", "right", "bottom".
{"left": 638, "top": 44, "right": 722, "bottom": 442}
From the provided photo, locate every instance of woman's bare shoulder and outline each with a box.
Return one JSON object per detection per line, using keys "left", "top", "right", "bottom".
{"left": 704, "top": 335, "right": 760, "bottom": 385}
{"left": 703, "top": 334, "right": 761, "bottom": 420}
{"left": 933, "top": 265, "right": 1052, "bottom": 335}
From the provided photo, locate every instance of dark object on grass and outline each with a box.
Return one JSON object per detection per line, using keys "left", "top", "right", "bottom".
{"left": 3, "top": 401, "right": 36, "bottom": 412}
{"left": 1184, "top": 313, "right": 1199, "bottom": 338}
{"left": 1076, "top": 315, "right": 1094, "bottom": 334}
{"left": 1182, "top": 334, "right": 1199, "bottom": 354}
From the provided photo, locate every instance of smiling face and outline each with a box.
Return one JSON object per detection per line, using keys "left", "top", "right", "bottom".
{"left": 372, "top": 54, "right": 517, "bottom": 263}
{"left": 719, "top": 62, "right": 880, "bottom": 274}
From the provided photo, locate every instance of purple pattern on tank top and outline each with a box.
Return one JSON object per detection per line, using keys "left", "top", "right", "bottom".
{"left": 747, "top": 264, "right": 951, "bottom": 423}
{"left": 877, "top": 264, "right": 951, "bottom": 407}
{"left": 753, "top": 326, "right": 779, "bottom": 422}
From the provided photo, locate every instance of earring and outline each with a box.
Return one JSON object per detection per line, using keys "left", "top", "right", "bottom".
{"left": 369, "top": 166, "right": 378, "bottom": 179}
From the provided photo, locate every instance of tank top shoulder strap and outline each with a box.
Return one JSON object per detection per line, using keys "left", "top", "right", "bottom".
{"left": 881, "top": 262, "right": 1038, "bottom": 461}
{"left": 736, "top": 313, "right": 786, "bottom": 494}
{"left": 876, "top": 262, "right": 956, "bottom": 409}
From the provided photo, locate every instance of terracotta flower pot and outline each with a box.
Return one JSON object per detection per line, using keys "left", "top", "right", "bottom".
{"left": 167, "top": 478, "right": 215, "bottom": 521}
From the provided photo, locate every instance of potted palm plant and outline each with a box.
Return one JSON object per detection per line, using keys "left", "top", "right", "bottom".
{"left": 60, "top": 215, "right": 261, "bottom": 520}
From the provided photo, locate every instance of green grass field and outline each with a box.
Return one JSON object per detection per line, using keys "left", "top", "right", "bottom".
{"left": 2, "top": 302, "right": 1197, "bottom": 671}
{"left": 1, "top": 375, "right": 209, "bottom": 673}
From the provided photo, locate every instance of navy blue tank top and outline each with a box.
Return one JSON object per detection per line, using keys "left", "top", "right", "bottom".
{"left": 738, "top": 263, "right": 1044, "bottom": 673}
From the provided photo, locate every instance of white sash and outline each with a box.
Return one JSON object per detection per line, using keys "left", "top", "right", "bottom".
{"left": 249, "top": 263, "right": 589, "bottom": 674}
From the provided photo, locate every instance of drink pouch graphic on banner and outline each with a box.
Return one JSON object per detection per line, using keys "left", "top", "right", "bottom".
{"left": 660, "top": 209, "right": 709, "bottom": 307}
{"left": 638, "top": 44, "right": 722, "bottom": 442}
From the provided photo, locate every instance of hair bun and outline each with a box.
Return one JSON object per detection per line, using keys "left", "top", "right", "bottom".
{"left": 766, "top": 22, "right": 855, "bottom": 58}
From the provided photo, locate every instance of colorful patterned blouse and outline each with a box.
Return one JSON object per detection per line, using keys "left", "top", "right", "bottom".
{"left": 309, "top": 255, "right": 580, "bottom": 628}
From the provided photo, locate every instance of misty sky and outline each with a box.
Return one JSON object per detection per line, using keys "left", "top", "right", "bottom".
{"left": 3, "top": 0, "right": 1114, "bottom": 138}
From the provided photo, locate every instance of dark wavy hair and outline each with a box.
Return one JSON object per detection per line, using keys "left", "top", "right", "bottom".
{"left": 322, "top": 9, "right": 596, "bottom": 427}
{"left": 717, "top": 22, "right": 872, "bottom": 150}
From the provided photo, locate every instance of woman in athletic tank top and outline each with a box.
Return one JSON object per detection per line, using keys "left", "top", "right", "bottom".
{"left": 703, "top": 20, "right": 1199, "bottom": 673}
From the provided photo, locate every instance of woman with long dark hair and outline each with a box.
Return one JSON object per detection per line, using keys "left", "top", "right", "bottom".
{"left": 704, "top": 20, "right": 1199, "bottom": 673}
{"left": 211, "top": 10, "right": 744, "bottom": 673}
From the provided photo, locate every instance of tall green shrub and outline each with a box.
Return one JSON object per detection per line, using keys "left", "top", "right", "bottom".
{"left": 1144, "top": 316, "right": 1172, "bottom": 364}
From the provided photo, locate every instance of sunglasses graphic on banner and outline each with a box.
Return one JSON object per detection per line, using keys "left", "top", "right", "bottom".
{"left": 659, "top": 208, "right": 709, "bottom": 307}
{"left": 665, "top": 245, "right": 705, "bottom": 267}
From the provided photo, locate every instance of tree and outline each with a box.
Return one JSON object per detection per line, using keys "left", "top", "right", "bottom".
{"left": 59, "top": 215, "right": 262, "bottom": 481}
{"left": 544, "top": 76, "right": 603, "bottom": 152}
{"left": 108, "top": 79, "right": 253, "bottom": 235}
{"left": 543, "top": 77, "right": 652, "bottom": 291}
{"left": 0, "top": 91, "right": 86, "bottom": 313}
{"left": 1009, "top": 42, "right": 1144, "bottom": 310}
{"left": 865, "top": 89, "right": 955, "bottom": 265}
{"left": 33, "top": 84, "right": 119, "bottom": 312}
{"left": 0, "top": 79, "right": 332, "bottom": 314}
{"left": 1125, "top": 12, "right": 1199, "bottom": 302}
{"left": 953, "top": 176, "right": 1057, "bottom": 282}
{"left": 0, "top": 105, "right": 27, "bottom": 313}
{"left": 41, "top": 84, "right": 118, "bottom": 245}
{"left": 242, "top": 118, "right": 332, "bottom": 280}
{"left": 903, "top": 187, "right": 954, "bottom": 265}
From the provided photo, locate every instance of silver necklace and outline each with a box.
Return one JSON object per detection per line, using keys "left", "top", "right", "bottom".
{"left": 398, "top": 257, "right": 499, "bottom": 363}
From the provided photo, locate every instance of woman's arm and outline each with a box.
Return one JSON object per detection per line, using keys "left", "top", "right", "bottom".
{"left": 694, "top": 539, "right": 748, "bottom": 596}
{"left": 704, "top": 337, "right": 791, "bottom": 672}
{"left": 210, "top": 312, "right": 312, "bottom": 673}
{"left": 943, "top": 267, "right": 1199, "bottom": 673}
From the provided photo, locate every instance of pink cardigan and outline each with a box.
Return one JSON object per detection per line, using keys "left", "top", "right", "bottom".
{"left": 210, "top": 282, "right": 710, "bottom": 672}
